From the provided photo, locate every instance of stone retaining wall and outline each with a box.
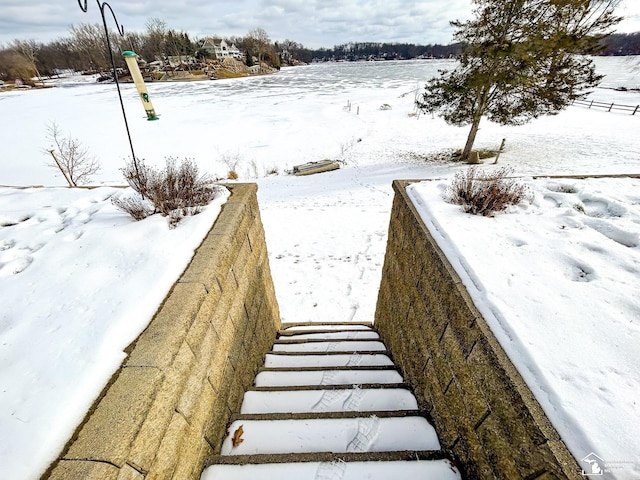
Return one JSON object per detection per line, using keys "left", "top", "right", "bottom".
{"left": 45, "top": 183, "right": 280, "bottom": 480}
{"left": 375, "top": 180, "right": 581, "bottom": 479}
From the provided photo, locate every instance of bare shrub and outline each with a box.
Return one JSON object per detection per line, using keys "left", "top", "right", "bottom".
{"left": 44, "top": 122, "right": 101, "bottom": 186}
{"left": 114, "top": 157, "right": 222, "bottom": 227}
{"left": 220, "top": 151, "right": 240, "bottom": 171}
{"left": 111, "top": 195, "right": 153, "bottom": 221}
{"left": 227, "top": 170, "right": 238, "bottom": 180}
{"left": 446, "top": 166, "right": 528, "bottom": 216}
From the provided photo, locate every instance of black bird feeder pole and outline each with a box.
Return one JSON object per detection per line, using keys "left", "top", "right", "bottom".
{"left": 77, "top": 0, "right": 138, "bottom": 170}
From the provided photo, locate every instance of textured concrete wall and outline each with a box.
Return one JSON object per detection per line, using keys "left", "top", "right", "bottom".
{"left": 45, "top": 183, "right": 280, "bottom": 480}
{"left": 375, "top": 180, "right": 581, "bottom": 480}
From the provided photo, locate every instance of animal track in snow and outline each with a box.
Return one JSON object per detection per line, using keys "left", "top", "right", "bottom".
{"left": 566, "top": 257, "right": 596, "bottom": 283}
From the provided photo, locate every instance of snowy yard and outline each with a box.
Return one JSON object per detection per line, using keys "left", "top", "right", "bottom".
{"left": 0, "top": 58, "right": 639, "bottom": 478}
{"left": 410, "top": 176, "right": 640, "bottom": 477}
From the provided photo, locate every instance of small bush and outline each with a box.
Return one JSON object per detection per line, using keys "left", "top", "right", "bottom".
{"left": 113, "top": 157, "right": 222, "bottom": 227}
{"left": 446, "top": 166, "right": 528, "bottom": 216}
{"left": 227, "top": 170, "right": 238, "bottom": 180}
{"left": 214, "top": 69, "right": 244, "bottom": 79}
{"left": 111, "top": 195, "right": 153, "bottom": 221}
{"left": 44, "top": 122, "right": 101, "bottom": 186}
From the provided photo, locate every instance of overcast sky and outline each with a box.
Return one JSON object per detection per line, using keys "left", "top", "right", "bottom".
{"left": 1, "top": 0, "right": 640, "bottom": 49}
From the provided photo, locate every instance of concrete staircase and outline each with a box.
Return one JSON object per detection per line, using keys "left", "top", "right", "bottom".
{"left": 201, "top": 322, "right": 461, "bottom": 480}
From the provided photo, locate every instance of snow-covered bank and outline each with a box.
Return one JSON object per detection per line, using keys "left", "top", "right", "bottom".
{"left": 0, "top": 187, "right": 228, "bottom": 478}
{"left": 410, "top": 176, "right": 640, "bottom": 478}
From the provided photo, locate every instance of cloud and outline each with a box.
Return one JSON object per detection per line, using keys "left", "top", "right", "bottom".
{"left": 0, "top": 0, "right": 638, "bottom": 48}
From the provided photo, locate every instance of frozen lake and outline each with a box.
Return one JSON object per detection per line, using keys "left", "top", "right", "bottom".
{"left": 1, "top": 56, "right": 638, "bottom": 186}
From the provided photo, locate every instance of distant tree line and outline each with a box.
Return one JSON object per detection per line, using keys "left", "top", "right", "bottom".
{"left": 301, "top": 42, "right": 462, "bottom": 62}
{"left": 0, "top": 20, "right": 280, "bottom": 83}
{"left": 599, "top": 32, "right": 640, "bottom": 55}
{"left": 1, "top": 16, "right": 638, "bottom": 84}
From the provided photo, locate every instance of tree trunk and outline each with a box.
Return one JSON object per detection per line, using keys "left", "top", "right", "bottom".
{"left": 47, "top": 149, "right": 75, "bottom": 187}
{"left": 462, "top": 113, "right": 482, "bottom": 161}
{"left": 462, "top": 89, "right": 489, "bottom": 161}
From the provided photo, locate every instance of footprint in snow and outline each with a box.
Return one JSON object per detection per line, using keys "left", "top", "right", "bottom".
{"left": 1, "top": 239, "right": 16, "bottom": 251}
{"left": 0, "top": 256, "right": 33, "bottom": 276}
{"left": 64, "top": 230, "right": 84, "bottom": 242}
{"left": 584, "top": 218, "right": 639, "bottom": 248}
{"left": 508, "top": 236, "right": 528, "bottom": 248}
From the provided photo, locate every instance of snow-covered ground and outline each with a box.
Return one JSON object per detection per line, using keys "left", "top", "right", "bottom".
{"left": 0, "top": 57, "right": 639, "bottom": 479}
{"left": 410, "top": 176, "right": 640, "bottom": 478}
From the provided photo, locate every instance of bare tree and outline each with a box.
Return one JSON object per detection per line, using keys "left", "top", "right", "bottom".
{"left": 141, "top": 18, "right": 168, "bottom": 63}
{"left": 44, "top": 122, "right": 101, "bottom": 186}
{"left": 69, "top": 23, "right": 114, "bottom": 71}
{"left": 247, "top": 28, "right": 271, "bottom": 68}
{"left": 11, "top": 39, "right": 43, "bottom": 80}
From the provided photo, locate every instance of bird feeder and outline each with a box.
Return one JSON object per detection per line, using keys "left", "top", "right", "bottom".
{"left": 121, "top": 51, "right": 159, "bottom": 121}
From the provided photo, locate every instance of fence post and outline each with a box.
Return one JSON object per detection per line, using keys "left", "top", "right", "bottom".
{"left": 633, "top": 105, "right": 639, "bottom": 116}
{"left": 608, "top": 103, "right": 614, "bottom": 112}
{"left": 589, "top": 100, "right": 594, "bottom": 108}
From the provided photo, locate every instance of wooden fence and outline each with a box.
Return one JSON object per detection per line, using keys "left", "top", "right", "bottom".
{"left": 572, "top": 98, "right": 639, "bottom": 115}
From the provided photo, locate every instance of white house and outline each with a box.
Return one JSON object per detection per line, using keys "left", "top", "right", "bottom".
{"left": 200, "top": 39, "right": 242, "bottom": 60}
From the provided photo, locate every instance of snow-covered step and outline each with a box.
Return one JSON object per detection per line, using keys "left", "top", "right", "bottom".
{"left": 250, "top": 383, "right": 406, "bottom": 393}
{"left": 240, "top": 388, "right": 419, "bottom": 414}
{"left": 278, "top": 330, "right": 381, "bottom": 340}
{"left": 201, "top": 323, "right": 457, "bottom": 480}
{"left": 278, "top": 328, "right": 374, "bottom": 337}
{"left": 254, "top": 368, "right": 403, "bottom": 387}
{"left": 272, "top": 340, "right": 387, "bottom": 353}
{"left": 233, "top": 410, "right": 423, "bottom": 421}
{"left": 220, "top": 417, "right": 441, "bottom": 455}
{"left": 202, "top": 458, "right": 461, "bottom": 480}
{"left": 265, "top": 352, "right": 393, "bottom": 368}
{"left": 280, "top": 323, "right": 373, "bottom": 332}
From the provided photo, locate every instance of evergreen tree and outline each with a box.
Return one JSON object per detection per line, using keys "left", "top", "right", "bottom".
{"left": 245, "top": 50, "right": 254, "bottom": 67}
{"left": 417, "top": 0, "right": 621, "bottom": 161}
